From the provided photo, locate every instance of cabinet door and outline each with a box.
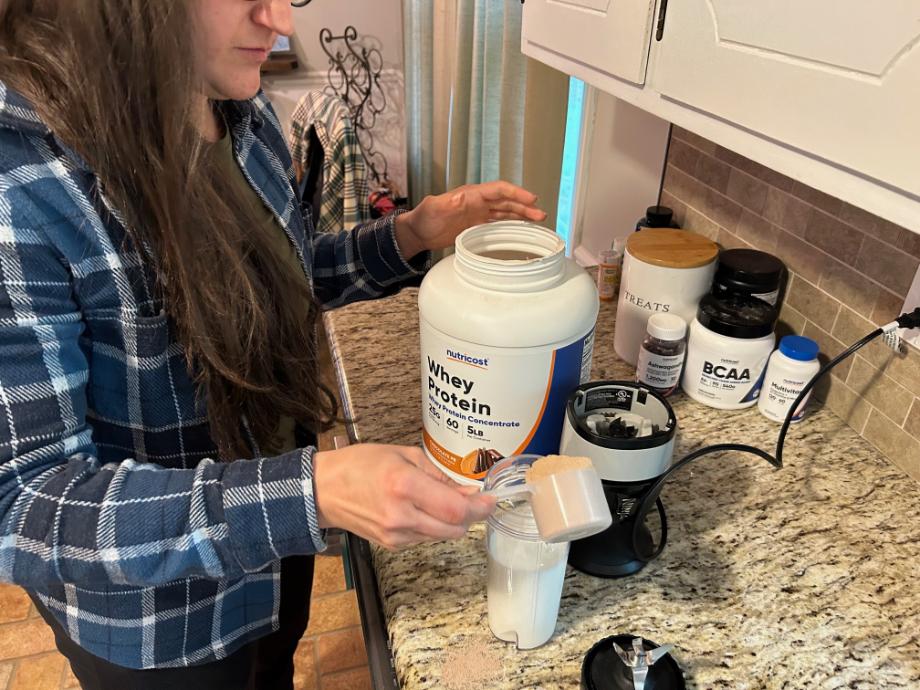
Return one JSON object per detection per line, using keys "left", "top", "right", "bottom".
{"left": 654, "top": 0, "right": 920, "bottom": 198}
{"left": 522, "top": 0, "right": 658, "bottom": 86}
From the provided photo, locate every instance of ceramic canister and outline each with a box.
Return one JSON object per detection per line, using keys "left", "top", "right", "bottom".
{"left": 614, "top": 229, "right": 719, "bottom": 366}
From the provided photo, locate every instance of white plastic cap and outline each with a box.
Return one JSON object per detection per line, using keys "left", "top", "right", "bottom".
{"left": 646, "top": 313, "right": 687, "bottom": 341}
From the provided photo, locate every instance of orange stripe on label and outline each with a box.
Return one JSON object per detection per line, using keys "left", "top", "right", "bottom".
{"left": 446, "top": 356, "right": 488, "bottom": 370}
{"left": 513, "top": 351, "right": 556, "bottom": 455}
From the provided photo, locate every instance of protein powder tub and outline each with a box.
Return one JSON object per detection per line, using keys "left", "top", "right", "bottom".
{"left": 682, "top": 294, "right": 778, "bottom": 410}
{"left": 419, "top": 222, "right": 599, "bottom": 484}
{"left": 712, "top": 248, "right": 786, "bottom": 307}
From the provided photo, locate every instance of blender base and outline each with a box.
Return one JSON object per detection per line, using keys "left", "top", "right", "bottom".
{"left": 568, "top": 521, "right": 657, "bottom": 579}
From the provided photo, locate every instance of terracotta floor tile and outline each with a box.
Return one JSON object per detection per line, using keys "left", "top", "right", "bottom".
{"left": 0, "top": 586, "right": 32, "bottom": 624}
{"left": 292, "top": 638, "right": 318, "bottom": 690}
{"left": 9, "top": 652, "right": 65, "bottom": 690}
{"left": 316, "top": 626, "right": 368, "bottom": 675}
{"left": 320, "top": 666, "right": 372, "bottom": 690}
{"left": 312, "top": 556, "right": 347, "bottom": 597}
{"left": 0, "top": 662, "right": 13, "bottom": 690}
{"left": 62, "top": 662, "right": 80, "bottom": 689}
{"left": 0, "top": 619, "right": 57, "bottom": 661}
{"left": 305, "top": 591, "right": 360, "bottom": 636}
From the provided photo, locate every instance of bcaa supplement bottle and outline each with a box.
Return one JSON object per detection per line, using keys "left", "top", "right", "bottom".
{"left": 419, "top": 222, "right": 598, "bottom": 484}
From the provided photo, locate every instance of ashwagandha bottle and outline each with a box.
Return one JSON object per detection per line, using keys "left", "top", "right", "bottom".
{"left": 418, "top": 222, "right": 599, "bottom": 484}
{"left": 636, "top": 313, "right": 687, "bottom": 397}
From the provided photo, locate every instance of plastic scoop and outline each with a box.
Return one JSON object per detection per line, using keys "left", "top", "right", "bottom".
{"left": 484, "top": 455, "right": 612, "bottom": 543}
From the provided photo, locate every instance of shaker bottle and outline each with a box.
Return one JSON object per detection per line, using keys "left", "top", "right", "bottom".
{"left": 484, "top": 455, "right": 569, "bottom": 649}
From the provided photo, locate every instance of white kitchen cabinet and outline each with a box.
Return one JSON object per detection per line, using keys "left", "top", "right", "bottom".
{"left": 653, "top": 0, "right": 920, "bottom": 202}
{"left": 521, "top": 0, "right": 659, "bottom": 86}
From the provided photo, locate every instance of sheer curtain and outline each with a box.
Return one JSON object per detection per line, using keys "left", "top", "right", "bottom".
{"left": 403, "top": 0, "right": 568, "bottom": 224}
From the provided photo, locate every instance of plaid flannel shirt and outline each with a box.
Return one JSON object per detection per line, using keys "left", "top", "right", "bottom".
{"left": 0, "top": 81, "right": 427, "bottom": 669}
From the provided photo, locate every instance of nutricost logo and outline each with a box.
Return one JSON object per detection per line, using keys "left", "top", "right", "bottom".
{"left": 446, "top": 349, "right": 489, "bottom": 368}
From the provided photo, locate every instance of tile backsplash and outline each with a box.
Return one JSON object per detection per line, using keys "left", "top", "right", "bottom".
{"left": 661, "top": 127, "right": 920, "bottom": 482}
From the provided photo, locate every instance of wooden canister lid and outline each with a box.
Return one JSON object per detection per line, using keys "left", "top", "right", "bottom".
{"left": 626, "top": 229, "right": 719, "bottom": 269}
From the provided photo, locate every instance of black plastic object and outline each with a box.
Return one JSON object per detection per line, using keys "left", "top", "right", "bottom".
{"left": 696, "top": 293, "right": 778, "bottom": 339}
{"left": 582, "top": 635, "right": 686, "bottom": 690}
{"left": 713, "top": 248, "right": 786, "bottom": 306}
{"left": 636, "top": 205, "right": 681, "bottom": 231}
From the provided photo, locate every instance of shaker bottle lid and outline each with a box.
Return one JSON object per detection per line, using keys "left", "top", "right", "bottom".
{"left": 626, "top": 229, "right": 719, "bottom": 269}
{"left": 581, "top": 634, "right": 686, "bottom": 690}
{"left": 715, "top": 248, "right": 786, "bottom": 290}
{"left": 779, "top": 335, "right": 819, "bottom": 361}
{"left": 646, "top": 313, "right": 687, "bottom": 341}
{"left": 645, "top": 205, "right": 675, "bottom": 227}
{"left": 696, "top": 294, "right": 777, "bottom": 339}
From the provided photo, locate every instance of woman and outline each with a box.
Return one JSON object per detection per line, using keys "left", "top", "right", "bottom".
{"left": 0, "top": 1, "right": 545, "bottom": 687}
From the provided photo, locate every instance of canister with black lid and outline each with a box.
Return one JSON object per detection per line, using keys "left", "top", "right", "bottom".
{"left": 713, "top": 248, "right": 786, "bottom": 307}
{"left": 682, "top": 294, "right": 778, "bottom": 410}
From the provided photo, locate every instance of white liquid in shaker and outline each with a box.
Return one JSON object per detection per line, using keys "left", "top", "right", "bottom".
{"left": 486, "top": 528, "right": 568, "bottom": 649}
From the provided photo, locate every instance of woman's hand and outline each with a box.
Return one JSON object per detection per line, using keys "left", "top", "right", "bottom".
{"left": 394, "top": 181, "right": 547, "bottom": 259}
{"left": 313, "top": 444, "right": 496, "bottom": 550}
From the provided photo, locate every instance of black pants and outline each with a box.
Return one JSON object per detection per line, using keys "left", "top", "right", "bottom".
{"left": 32, "top": 556, "right": 315, "bottom": 690}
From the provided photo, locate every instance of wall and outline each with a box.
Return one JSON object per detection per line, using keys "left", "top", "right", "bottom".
{"left": 262, "top": 0, "right": 408, "bottom": 194}
{"left": 661, "top": 127, "right": 920, "bottom": 482}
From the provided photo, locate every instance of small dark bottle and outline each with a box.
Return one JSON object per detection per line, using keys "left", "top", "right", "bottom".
{"left": 636, "top": 205, "right": 681, "bottom": 232}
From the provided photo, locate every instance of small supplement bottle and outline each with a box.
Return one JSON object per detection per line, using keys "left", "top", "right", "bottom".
{"left": 596, "top": 238, "right": 626, "bottom": 302}
{"left": 758, "top": 335, "right": 821, "bottom": 423}
{"left": 635, "top": 313, "right": 687, "bottom": 397}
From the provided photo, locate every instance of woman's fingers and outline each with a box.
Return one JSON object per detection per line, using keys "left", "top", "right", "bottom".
{"left": 488, "top": 200, "right": 547, "bottom": 221}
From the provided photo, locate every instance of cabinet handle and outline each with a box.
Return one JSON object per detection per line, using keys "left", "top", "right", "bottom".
{"left": 655, "top": 0, "right": 669, "bottom": 41}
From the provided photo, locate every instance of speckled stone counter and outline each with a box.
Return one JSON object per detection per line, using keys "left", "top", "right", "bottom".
{"left": 323, "top": 288, "right": 920, "bottom": 690}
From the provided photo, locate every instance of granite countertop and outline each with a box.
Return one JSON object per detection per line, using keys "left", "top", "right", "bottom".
{"left": 323, "top": 287, "right": 920, "bottom": 690}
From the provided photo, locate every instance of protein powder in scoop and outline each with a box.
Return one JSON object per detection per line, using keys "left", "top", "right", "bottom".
{"left": 682, "top": 294, "right": 778, "bottom": 410}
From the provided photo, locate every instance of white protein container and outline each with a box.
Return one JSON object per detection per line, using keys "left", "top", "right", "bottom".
{"left": 614, "top": 229, "right": 719, "bottom": 366}
{"left": 682, "top": 295, "right": 778, "bottom": 410}
{"left": 419, "top": 222, "right": 599, "bottom": 485}
{"left": 758, "top": 335, "right": 821, "bottom": 423}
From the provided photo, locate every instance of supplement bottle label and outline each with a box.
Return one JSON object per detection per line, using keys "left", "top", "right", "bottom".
{"left": 693, "top": 356, "right": 767, "bottom": 404}
{"left": 421, "top": 323, "right": 594, "bottom": 481}
{"left": 636, "top": 348, "right": 684, "bottom": 390}
{"left": 763, "top": 376, "right": 810, "bottom": 421}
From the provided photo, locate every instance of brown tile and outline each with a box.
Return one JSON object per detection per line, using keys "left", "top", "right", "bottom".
{"left": 855, "top": 236, "right": 919, "bottom": 296}
{"left": 845, "top": 357, "right": 913, "bottom": 426}
{"left": 294, "top": 638, "right": 318, "bottom": 690}
{"left": 717, "top": 229, "right": 752, "bottom": 251}
{"left": 662, "top": 165, "right": 702, "bottom": 208}
{"left": 701, "top": 187, "right": 742, "bottom": 232}
{"left": 818, "top": 259, "right": 881, "bottom": 319}
{"left": 792, "top": 181, "right": 842, "bottom": 216}
{"left": 906, "top": 399, "right": 920, "bottom": 440}
{"left": 62, "top": 663, "right": 80, "bottom": 689}
{"left": 777, "top": 303, "right": 807, "bottom": 337}
{"left": 832, "top": 307, "right": 896, "bottom": 370}
{"left": 897, "top": 228, "right": 920, "bottom": 259}
{"left": 312, "top": 556, "right": 347, "bottom": 597}
{"left": 802, "top": 320, "right": 853, "bottom": 382}
{"left": 9, "top": 652, "right": 65, "bottom": 690}
{"left": 0, "top": 619, "right": 57, "bottom": 660}
{"left": 862, "top": 409, "right": 920, "bottom": 481}
{"left": 0, "top": 586, "right": 32, "bottom": 624}
{"left": 667, "top": 138, "right": 700, "bottom": 175}
{"left": 0, "top": 663, "right": 13, "bottom": 690}
{"left": 758, "top": 167, "right": 796, "bottom": 193}
{"left": 316, "top": 627, "right": 368, "bottom": 675}
{"left": 837, "top": 202, "right": 878, "bottom": 236}
{"left": 659, "top": 192, "right": 687, "bottom": 228}
{"left": 672, "top": 127, "right": 717, "bottom": 155}
{"left": 682, "top": 207, "right": 720, "bottom": 242}
{"left": 305, "top": 591, "right": 361, "bottom": 635}
{"left": 785, "top": 276, "right": 839, "bottom": 333}
{"left": 777, "top": 194, "right": 812, "bottom": 238}
{"left": 762, "top": 187, "right": 787, "bottom": 225}
{"left": 320, "top": 667, "right": 373, "bottom": 690}
{"left": 734, "top": 210, "right": 778, "bottom": 251}
{"left": 819, "top": 378, "right": 871, "bottom": 433}
{"left": 772, "top": 232, "right": 827, "bottom": 285}
{"left": 871, "top": 289, "right": 907, "bottom": 326}
{"left": 871, "top": 217, "right": 906, "bottom": 248}
{"left": 804, "top": 209, "right": 865, "bottom": 265}
{"left": 695, "top": 154, "right": 731, "bottom": 194}
{"left": 726, "top": 169, "right": 768, "bottom": 215}
{"left": 882, "top": 344, "right": 920, "bottom": 399}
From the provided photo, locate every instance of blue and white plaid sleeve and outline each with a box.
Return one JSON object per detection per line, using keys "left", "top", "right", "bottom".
{"left": 310, "top": 211, "right": 431, "bottom": 309}
{"left": 0, "top": 154, "right": 325, "bottom": 589}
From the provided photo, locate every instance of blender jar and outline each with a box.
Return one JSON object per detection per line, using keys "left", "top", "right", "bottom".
{"left": 484, "top": 455, "right": 569, "bottom": 649}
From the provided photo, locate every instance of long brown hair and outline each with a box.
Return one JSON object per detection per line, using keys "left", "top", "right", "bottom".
{"left": 0, "top": 0, "right": 337, "bottom": 458}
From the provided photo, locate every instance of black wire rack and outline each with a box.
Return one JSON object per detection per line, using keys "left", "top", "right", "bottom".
{"left": 319, "top": 25, "right": 389, "bottom": 185}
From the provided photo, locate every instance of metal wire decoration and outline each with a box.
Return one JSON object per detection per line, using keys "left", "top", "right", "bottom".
{"left": 319, "top": 25, "right": 389, "bottom": 184}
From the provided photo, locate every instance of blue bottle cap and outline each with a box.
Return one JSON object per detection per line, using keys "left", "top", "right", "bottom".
{"left": 779, "top": 335, "right": 819, "bottom": 362}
